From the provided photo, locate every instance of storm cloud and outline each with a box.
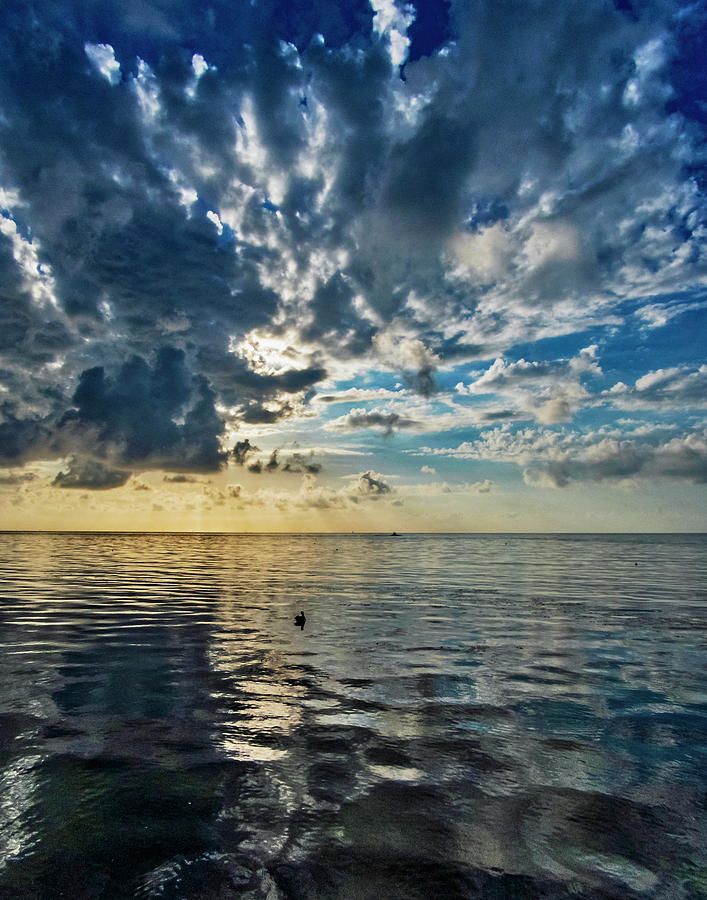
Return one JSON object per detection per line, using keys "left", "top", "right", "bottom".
{"left": 0, "top": 0, "right": 704, "bottom": 515}
{"left": 331, "top": 410, "right": 421, "bottom": 436}
{"left": 53, "top": 457, "right": 131, "bottom": 490}
{"left": 60, "top": 348, "right": 227, "bottom": 471}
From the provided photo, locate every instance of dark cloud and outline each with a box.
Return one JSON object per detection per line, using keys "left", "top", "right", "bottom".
{"left": 527, "top": 445, "right": 648, "bottom": 488}
{"left": 202, "top": 357, "right": 327, "bottom": 409}
{"left": 53, "top": 457, "right": 131, "bottom": 490}
{"left": 402, "top": 364, "right": 437, "bottom": 397}
{"left": 240, "top": 402, "right": 294, "bottom": 425}
{"left": 300, "top": 272, "right": 372, "bottom": 353}
{"left": 282, "top": 451, "right": 321, "bottom": 474}
{"left": 523, "top": 434, "right": 707, "bottom": 488}
{"left": 356, "top": 470, "right": 393, "bottom": 496}
{"left": 265, "top": 450, "right": 280, "bottom": 472}
{"left": 61, "top": 348, "right": 227, "bottom": 471}
{"left": 0, "top": 229, "right": 40, "bottom": 360}
{"left": 245, "top": 448, "right": 282, "bottom": 473}
{"left": 0, "top": 471, "right": 36, "bottom": 485}
{"left": 383, "top": 113, "right": 476, "bottom": 239}
{"left": 0, "top": 1, "right": 335, "bottom": 466}
{"left": 0, "top": 408, "right": 50, "bottom": 465}
{"left": 651, "top": 436, "right": 707, "bottom": 482}
{"left": 232, "top": 438, "right": 259, "bottom": 465}
{"left": 335, "top": 410, "right": 420, "bottom": 436}
{"left": 481, "top": 409, "right": 523, "bottom": 421}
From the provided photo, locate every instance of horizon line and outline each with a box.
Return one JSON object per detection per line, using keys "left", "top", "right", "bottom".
{"left": 1, "top": 530, "right": 705, "bottom": 536}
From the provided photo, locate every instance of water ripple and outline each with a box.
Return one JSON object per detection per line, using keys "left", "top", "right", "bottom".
{"left": 0, "top": 532, "right": 705, "bottom": 899}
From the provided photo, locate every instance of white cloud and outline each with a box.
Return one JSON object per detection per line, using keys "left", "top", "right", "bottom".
{"left": 419, "top": 423, "right": 707, "bottom": 487}
{"left": 401, "top": 479, "right": 494, "bottom": 496}
{"left": 370, "top": 0, "right": 414, "bottom": 66}
{"left": 455, "top": 348, "right": 602, "bottom": 424}
{"left": 84, "top": 43, "right": 121, "bottom": 85}
{"left": 606, "top": 365, "right": 707, "bottom": 409}
{"left": 636, "top": 297, "right": 706, "bottom": 328}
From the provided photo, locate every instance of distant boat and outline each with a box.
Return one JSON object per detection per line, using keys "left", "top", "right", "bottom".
{"left": 391, "top": 532, "right": 399, "bottom": 536}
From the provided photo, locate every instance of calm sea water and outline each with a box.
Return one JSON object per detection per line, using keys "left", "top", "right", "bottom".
{"left": 0, "top": 532, "right": 705, "bottom": 900}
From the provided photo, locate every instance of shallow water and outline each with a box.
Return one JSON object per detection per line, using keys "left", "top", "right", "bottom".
{"left": 0, "top": 532, "right": 705, "bottom": 899}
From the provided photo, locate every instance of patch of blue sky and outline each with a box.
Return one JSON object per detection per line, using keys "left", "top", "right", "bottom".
{"left": 465, "top": 196, "right": 510, "bottom": 232}
{"left": 501, "top": 301, "right": 704, "bottom": 387}
{"left": 325, "top": 370, "right": 408, "bottom": 395}
{"left": 405, "top": 0, "right": 453, "bottom": 63}
{"left": 570, "top": 405, "right": 680, "bottom": 433}
{"left": 602, "top": 306, "right": 706, "bottom": 380}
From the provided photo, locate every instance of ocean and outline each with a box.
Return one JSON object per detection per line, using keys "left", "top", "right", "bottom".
{"left": 0, "top": 532, "right": 705, "bottom": 899}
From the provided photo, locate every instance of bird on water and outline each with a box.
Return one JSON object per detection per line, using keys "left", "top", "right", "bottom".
{"left": 294, "top": 610, "right": 306, "bottom": 629}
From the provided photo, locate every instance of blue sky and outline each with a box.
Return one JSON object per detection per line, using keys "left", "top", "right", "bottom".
{"left": 0, "top": 0, "right": 705, "bottom": 530}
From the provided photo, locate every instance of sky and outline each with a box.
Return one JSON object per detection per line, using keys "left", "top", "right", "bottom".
{"left": 0, "top": 0, "right": 706, "bottom": 532}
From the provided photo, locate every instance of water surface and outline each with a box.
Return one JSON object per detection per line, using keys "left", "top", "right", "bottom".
{"left": 0, "top": 533, "right": 705, "bottom": 899}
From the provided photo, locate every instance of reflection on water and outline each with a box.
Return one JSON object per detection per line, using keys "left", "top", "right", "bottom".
{"left": 0, "top": 532, "right": 705, "bottom": 899}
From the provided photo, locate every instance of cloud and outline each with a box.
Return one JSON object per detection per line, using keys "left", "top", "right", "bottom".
{"left": 0, "top": 0, "right": 704, "bottom": 498}
{"left": 232, "top": 438, "right": 259, "bottom": 465}
{"left": 329, "top": 408, "right": 421, "bottom": 435}
{"left": 57, "top": 348, "right": 228, "bottom": 471}
{"left": 53, "top": 457, "right": 131, "bottom": 490}
{"left": 355, "top": 469, "right": 392, "bottom": 496}
{"left": 606, "top": 365, "right": 707, "bottom": 410}
{"left": 228, "top": 469, "right": 397, "bottom": 511}
{"left": 239, "top": 401, "right": 295, "bottom": 425}
{"left": 383, "top": 112, "right": 477, "bottom": 241}
{"left": 460, "top": 347, "right": 601, "bottom": 393}
{"left": 455, "top": 347, "right": 602, "bottom": 424}
{"left": 535, "top": 396, "right": 574, "bottom": 426}
{"left": 294, "top": 474, "right": 351, "bottom": 510}
{"left": 524, "top": 433, "right": 707, "bottom": 488}
{"left": 317, "top": 387, "right": 409, "bottom": 404}
{"left": 237, "top": 444, "right": 322, "bottom": 475}
{"left": 403, "top": 479, "right": 494, "bottom": 496}
{"left": 373, "top": 333, "right": 439, "bottom": 397}
{"left": 265, "top": 450, "right": 280, "bottom": 472}
{"left": 281, "top": 451, "right": 322, "bottom": 474}
{"left": 84, "top": 43, "right": 121, "bottom": 85}
{"left": 635, "top": 296, "right": 707, "bottom": 329}
{"left": 474, "top": 479, "right": 493, "bottom": 494}
{"left": 246, "top": 449, "right": 279, "bottom": 473}
{"left": 0, "top": 470, "right": 36, "bottom": 485}
{"left": 0, "top": 408, "right": 51, "bottom": 466}
{"left": 423, "top": 423, "right": 707, "bottom": 487}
